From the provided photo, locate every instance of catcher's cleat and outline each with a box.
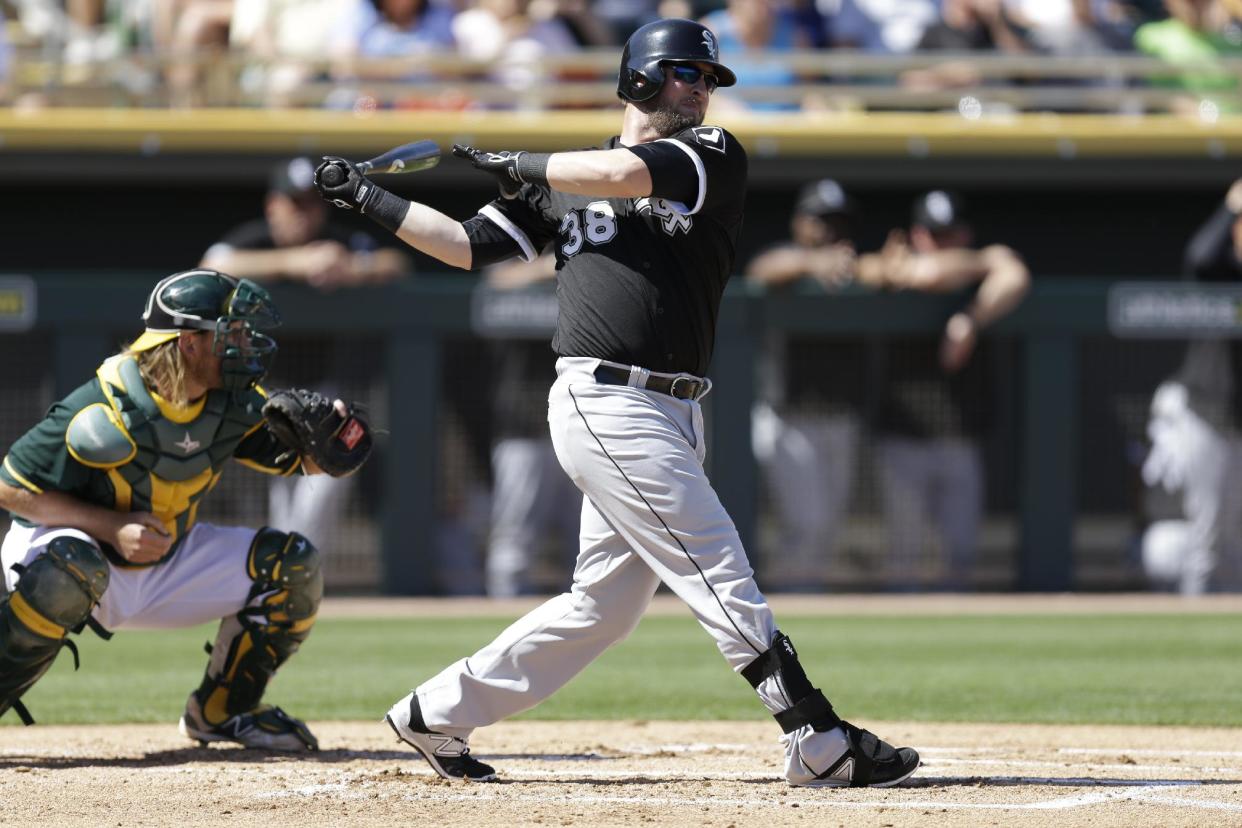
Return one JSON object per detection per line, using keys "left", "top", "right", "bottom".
{"left": 179, "top": 694, "right": 318, "bottom": 752}
{"left": 384, "top": 692, "right": 497, "bottom": 782}
{"left": 783, "top": 721, "right": 919, "bottom": 788}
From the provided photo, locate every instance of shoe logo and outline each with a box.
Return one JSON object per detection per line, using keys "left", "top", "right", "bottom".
{"left": 175, "top": 431, "right": 201, "bottom": 454}
{"left": 829, "top": 757, "right": 854, "bottom": 783}
{"left": 430, "top": 734, "right": 462, "bottom": 756}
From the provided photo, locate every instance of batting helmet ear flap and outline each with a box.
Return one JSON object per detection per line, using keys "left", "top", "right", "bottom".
{"left": 621, "top": 65, "right": 661, "bottom": 102}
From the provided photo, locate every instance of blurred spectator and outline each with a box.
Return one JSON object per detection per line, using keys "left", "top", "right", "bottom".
{"left": 902, "top": 0, "right": 1034, "bottom": 92}
{"left": 1139, "top": 177, "right": 1242, "bottom": 593}
{"left": 592, "top": 0, "right": 662, "bottom": 43}
{"left": 701, "top": 0, "right": 813, "bottom": 111}
{"left": 11, "top": 0, "right": 123, "bottom": 83}
{"left": 820, "top": 0, "right": 939, "bottom": 53}
{"left": 746, "top": 179, "right": 866, "bottom": 592}
{"left": 451, "top": 0, "right": 583, "bottom": 104}
{"left": 856, "top": 191, "right": 1030, "bottom": 590}
{"left": 200, "top": 157, "right": 410, "bottom": 549}
{"left": 1081, "top": 0, "right": 1163, "bottom": 51}
{"left": 1134, "top": 0, "right": 1242, "bottom": 114}
{"left": 477, "top": 253, "right": 580, "bottom": 597}
{"left": 0, "top": 8, "right": 11, "bottom": 97}
{"left": 546, "top": 0, "right": 617, "bottom": 48}
{"left": 153, "top": 0, "right": 234, "bottom": 107}
{"left": 1004, "top": 0, "right": 1131, "bottom": 55}
{"left": 201, "top": 157, "right": 408, "bottom": 290}
{"left": 328, "top": 0, "right": 455, "bottom": 83}
{"left": 229, "top": 0, "right": 355, "bottom": 107}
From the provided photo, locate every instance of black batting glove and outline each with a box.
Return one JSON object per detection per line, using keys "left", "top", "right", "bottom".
{"left": 314, "top": 156, "right": 384, "bottom": 212}
{"left": 313, "top": 156, "right": 410, "bottom": 234}
{"left": 452, "top": 144, "right": 549, "bottom": 199}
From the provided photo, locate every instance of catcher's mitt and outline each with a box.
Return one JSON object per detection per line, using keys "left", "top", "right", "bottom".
{"left": 262, "top": 388, "right": 373, "bottom": 477}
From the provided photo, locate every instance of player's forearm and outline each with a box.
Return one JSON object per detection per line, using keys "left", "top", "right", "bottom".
{"left": 746, "top": 248, "right": 815, "bottom": 286}
{"left": 393, "top": 202, "right": 473, "bottom": 270}
{"left": 546, "top": 149, "right": 652, "bottom": 198}
{"left": 200, "top": 249, "right": 307, "bottom": 281}
{"left": 964, "top": 246, "right": 1030, "bottom": 327}
{"left": 361, "top": 248, "right": 412, "bottom": 280}
{"left": 898, "top": 250, "right": 989, "bottom": 292}
{"left": 1184, "top": 203, "right": 1237, "bottom": 277}
{"left": 0, "top": 483, "right": 122, "bottom": 543}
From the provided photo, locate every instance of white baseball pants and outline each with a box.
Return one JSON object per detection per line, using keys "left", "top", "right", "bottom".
{"left": 2, "top": 522, "right": 259, "bottom": 630}
{"left": 414, "top": 357, "right": 777, "bottom": 738}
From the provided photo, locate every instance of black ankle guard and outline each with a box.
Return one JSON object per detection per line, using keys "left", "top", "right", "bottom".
{"left": 742, "top": 632, "right": 843, "bottom": 734}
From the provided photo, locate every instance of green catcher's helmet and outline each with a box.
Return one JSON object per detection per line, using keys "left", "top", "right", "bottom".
{"left": 132, "top": 269, "right": 281, "bottom": 394}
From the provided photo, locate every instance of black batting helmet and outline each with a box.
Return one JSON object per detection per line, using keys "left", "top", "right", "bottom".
{"left": 617, "top": 18, "right": 737, "bottom": 103}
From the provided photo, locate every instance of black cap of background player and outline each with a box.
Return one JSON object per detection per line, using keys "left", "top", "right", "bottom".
{"left": 795, "top": 178, "right": 856, "bottom": 219}
{"left": 269, "top": 157, "right": 317, "bottom": 196}
{"left": 911, "top": 189, "right": 968, "bottom": 231}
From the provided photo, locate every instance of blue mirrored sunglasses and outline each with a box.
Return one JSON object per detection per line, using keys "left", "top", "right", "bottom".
{"left": 667, "top": 64, "right": 718, "bottom": 92}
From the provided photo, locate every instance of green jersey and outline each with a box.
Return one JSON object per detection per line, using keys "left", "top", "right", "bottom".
{"left": 1, "top": 354, "right": 300, "bottom": 564}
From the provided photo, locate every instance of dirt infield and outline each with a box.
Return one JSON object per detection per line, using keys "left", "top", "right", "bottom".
{"left": 2, "top": 719, "right": 1239, "bottom": 827}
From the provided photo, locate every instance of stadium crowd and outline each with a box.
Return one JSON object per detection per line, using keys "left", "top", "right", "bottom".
{"left": 2, "top": 0, "right": 1239, "bottom": 111}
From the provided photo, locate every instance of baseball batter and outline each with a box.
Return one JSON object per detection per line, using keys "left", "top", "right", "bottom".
{"left": 0, "top": 270, "right": 371, "bottom": 749}
{"left": 314, "top": 18, "right": 919, "bottom": 788}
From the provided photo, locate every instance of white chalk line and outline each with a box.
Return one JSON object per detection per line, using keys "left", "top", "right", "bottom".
{"left": 929, "top": 757, "right": 1240, "bottom": 774}
{"left": 378, "top": 785, "right": 1223, "bottom": 812}
{"left": 1133, "top": 788, "right": 1242, "bottom": 812}
{"left": 1059, "top": 747, "right": 1242, "bottom": 759}
{"left": 255, "top": 763, "right": 1242, "bottom": 813}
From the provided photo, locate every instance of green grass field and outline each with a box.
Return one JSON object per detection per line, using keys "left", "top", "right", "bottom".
{"left": 6, "top": 613, "right": 1240, "bottom": 727}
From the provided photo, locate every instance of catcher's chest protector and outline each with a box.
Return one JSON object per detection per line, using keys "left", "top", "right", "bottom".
{"left": 82, "top": 355, "right": 263, "bottom": 541}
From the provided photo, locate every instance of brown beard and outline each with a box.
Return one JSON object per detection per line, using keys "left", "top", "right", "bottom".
{"left": 639, "top": 97, "right": 702, "bottom": 136}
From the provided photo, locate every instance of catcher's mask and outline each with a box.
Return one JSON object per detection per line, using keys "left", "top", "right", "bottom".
{"left": 617, "top": 17, "right": 736, "bottom": 104}
{"left": 131, "top": 269, "right": 281, "bottom": 395}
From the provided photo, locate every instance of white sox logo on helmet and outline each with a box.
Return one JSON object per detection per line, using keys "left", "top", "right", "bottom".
{"left": 702, "top": 30, "right": 718, "bottom": 59}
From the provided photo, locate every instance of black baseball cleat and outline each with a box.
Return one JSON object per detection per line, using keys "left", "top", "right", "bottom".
{"left": 783, "top": 720, "right": 920, "bottom": 788}
{"left": 384, "top": 692, "right": 497, "bottom": 782}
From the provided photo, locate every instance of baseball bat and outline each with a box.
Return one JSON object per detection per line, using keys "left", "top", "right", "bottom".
{"left": 321, "top": 140, "right": 440, "bottom": 186}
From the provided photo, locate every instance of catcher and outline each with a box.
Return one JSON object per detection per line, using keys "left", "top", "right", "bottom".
{"left": 0, "top": 268, "right": 371, "bottom": 749}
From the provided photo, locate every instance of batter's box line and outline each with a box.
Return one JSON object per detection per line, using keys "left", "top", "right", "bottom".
{"left": 927, "top": 756, "right": 1242, "bottom": 774}
{"left": 257, "top": 772, "right": 1242, "bottom": 813}
{"left": 389, "top": 784, "right": 1229, "bottom": 812}
{"left": 1133, "top": 788, "right": 1242, "bottom": 812}
{"left": 907, "top": 775, "right": 1233, "bottom": 789}
{"left": 1059, "top": 747, "right": 1242, "bottom": 759}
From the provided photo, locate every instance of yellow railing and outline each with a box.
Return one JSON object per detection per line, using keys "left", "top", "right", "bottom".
{"left": 2, "top": 107, "right": 1242, "bottom": 157}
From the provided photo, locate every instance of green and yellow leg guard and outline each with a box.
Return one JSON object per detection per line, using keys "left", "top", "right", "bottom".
{"left": 190, "top": 527, "right": 323, "bottom": 726}
{"left": 0, "top": 537, "right": 110, "bottom": 724}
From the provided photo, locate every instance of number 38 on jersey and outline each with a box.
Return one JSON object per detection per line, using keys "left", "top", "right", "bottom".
{"left": 559, "top": 201, "right": 618, "bottom": 258}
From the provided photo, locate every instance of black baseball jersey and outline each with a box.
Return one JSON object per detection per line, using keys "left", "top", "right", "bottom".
{"left": 473, "top": 126, "right": 747, "bottom": 377}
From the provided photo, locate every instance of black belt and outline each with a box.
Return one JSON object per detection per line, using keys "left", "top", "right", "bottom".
{"left": 593, "top": 363, "right": 707, "bottom": 401}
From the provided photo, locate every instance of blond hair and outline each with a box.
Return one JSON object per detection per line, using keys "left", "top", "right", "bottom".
{"left": 122, "top": 337, "right": 190, "bottom": 406}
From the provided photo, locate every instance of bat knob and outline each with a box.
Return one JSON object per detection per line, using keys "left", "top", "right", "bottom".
{"left": 321, "top": 165, "right": 345, "bottom": 187}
